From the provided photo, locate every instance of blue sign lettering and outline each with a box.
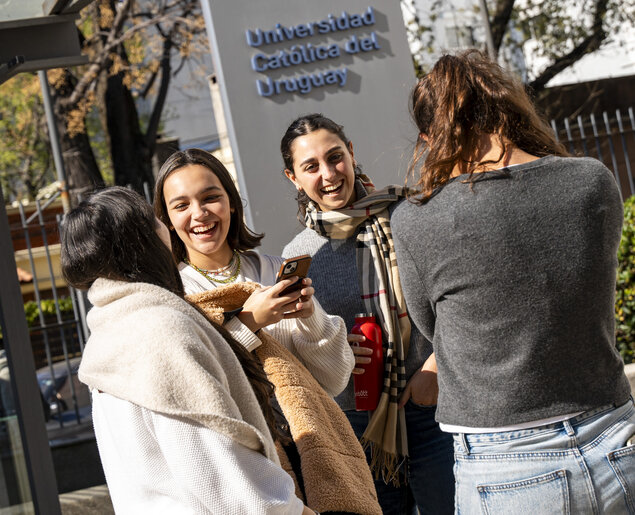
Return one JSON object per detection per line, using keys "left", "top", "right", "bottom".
{"left": 245, "top": 6, "right": 375, "bottom": 47}
{"left": 345, "top": 32, "right": 381, "bottom": 54}
{"left": 248, "top": 7, "right": 378, "bottom": 98}
{"left": 257, "top": 68, "right": 348, "bottom": 97}
{"left": 250, "top": 43, "right": 341, "bottom": 72}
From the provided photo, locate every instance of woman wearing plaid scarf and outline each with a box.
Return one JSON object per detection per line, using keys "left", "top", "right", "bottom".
{"left": 281, "top": 114, "right": 455, "bottom": 514}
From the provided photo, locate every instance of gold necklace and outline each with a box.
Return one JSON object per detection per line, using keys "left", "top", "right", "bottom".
{"left": 186, "top": 251, "right": 241, "bottom": 284}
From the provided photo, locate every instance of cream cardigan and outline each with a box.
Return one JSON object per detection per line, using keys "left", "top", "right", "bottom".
{"left": 189, "top": 282, "right": 382, "bottom": 515}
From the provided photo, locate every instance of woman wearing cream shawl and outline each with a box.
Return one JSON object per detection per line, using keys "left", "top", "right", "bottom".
{"left": 60, "top": 187, "right": 313, "bottom": 514}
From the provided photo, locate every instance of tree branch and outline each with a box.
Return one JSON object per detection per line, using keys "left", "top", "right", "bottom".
{"left": 59, "top": 0, "right": 134, "bottom": 108}
{"left": 140, "top": 68, "right": 159, "bottom": 99}
{"left": 172, "top": 53, "right": 187, "bottom": 75}
{"left": 490, "top": 0, "right": 516, "bottom": 51}
{"left": 529, "top": 0, "right": 609, "bottom": 91}
{"left": 62, "top": 14, "right": 174, "bottom": 108}
{"left": 144, "top": 35, "right": 173, "bottom": 151}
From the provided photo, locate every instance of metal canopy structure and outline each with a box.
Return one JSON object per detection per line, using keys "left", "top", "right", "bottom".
{"left": 0, "top": 0, "right": 92, "bottom": 85}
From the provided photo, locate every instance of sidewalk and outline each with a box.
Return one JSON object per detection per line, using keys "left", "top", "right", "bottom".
{"left": 59, "top": 485, "right": 113, "bottom": 515}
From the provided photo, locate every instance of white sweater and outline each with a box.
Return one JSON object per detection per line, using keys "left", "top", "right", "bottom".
{"left": 179, "top": 252, "right": 354, "bottom": 397}
{"left": 92, "top": 391, "right": 303, "bottom": 514}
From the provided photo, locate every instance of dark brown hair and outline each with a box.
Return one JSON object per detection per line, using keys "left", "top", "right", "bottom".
{"left": 409, "top": 49, "right": 568, "bottom": 201}
{"left": 153, "top": 148, "right": 263, "bottom": 263}
{"left": 60, "top": 186, "right": 281, "bottom": 442}
{"left": 280, "top": 113, "right": 356, "bottom": 220}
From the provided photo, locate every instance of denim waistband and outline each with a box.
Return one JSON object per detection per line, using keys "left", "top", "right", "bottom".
{"left": 558, "top": 397, "right": 633, "bottom": 429}
{"left": 455, "top": 398, "right": 634, "bottom": 454}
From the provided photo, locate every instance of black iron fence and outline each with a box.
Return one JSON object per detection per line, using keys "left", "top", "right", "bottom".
{"left": 7, "top": 185, "right": 152, "bottom": 438}
{"left": 9, "top": 191, "right": 90, "bottom": 433}
{"left": 550, "top": 107, "right": 635, "bottom": 200}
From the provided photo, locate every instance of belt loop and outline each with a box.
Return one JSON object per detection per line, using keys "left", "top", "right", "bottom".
{"left": 460, "top": 433, "right": 471, "bottom": 455}
{"left": 563, "top": 419, "right": 575, "bottom": 437}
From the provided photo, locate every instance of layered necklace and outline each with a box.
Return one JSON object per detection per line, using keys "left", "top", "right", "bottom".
{"left": 185, "top": 250, "right": 242, "bottom": 284}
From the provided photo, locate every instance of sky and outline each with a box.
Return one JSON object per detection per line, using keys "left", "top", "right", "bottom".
{"left": 545, "top": 28, "right": 635, "bottom": 87}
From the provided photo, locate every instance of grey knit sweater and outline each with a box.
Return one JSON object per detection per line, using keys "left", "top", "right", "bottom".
{"left": 283, "top": 221, "right": 432, "bottom": 411}
{"left": 391, "top": 155, "right": 631, "bottom": 427}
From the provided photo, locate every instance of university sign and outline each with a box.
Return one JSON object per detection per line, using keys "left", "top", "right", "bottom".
{"left": 246, "top": 7, "right": 380, "bottom": 97}
{"left": 201, "top": 0, "right": 415, "bottom": 254}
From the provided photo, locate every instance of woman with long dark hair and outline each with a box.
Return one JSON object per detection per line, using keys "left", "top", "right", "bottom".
{"left": 153, "top": 149, "right": 354, "bottom": 398}
{"left": 61, "top": 186, "right": 315, "bottom": 514}
{"left": 281, "top": 114, "right": 455, "bottom": 514}
{"left": 392, "top": 50, "right": 635, "bottom": 513}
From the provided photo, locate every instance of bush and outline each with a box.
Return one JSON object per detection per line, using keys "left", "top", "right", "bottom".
{"left": 23, "top": 297, "right": 74, "bottom": 327}
{"left": 616, "top": 196, "right": 635, "bottom": 364}
{"left": 0, "top": 297, "right": 74, "bottom": 339}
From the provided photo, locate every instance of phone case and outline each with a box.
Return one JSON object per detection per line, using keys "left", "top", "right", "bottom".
{"left": 276, "top": 255, "right": 312, "bottom": 294}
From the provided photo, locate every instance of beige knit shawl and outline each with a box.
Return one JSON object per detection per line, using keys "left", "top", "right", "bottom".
{"left": 78, "top": 278, "right": 279, "bottom": 464}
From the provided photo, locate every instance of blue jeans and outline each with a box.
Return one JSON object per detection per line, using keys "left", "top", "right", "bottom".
{"left": 453, "top": 399, "right": 635, "bottom": 514}
{"left": 347, "top": 400, "right": 455, "bottom": 515}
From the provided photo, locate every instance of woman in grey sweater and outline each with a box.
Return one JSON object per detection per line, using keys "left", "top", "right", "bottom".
{"left": 392, "top": 49, "right": 634, "bottom": 513}
{"left": 281, "top": 114, "right": 455, "bottom": 514}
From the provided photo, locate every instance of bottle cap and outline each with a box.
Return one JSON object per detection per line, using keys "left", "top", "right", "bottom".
{"left": 354, "top": 313, "right": 374, "bottom": 319}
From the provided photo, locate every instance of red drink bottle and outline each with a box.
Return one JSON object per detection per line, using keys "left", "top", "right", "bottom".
{"left": 351, "top": 313, "right": 383, "bottom": 411}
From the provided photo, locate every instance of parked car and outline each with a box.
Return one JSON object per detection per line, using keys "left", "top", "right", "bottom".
{"left": 36, "top": 357, "right": 90, "bottom": 420}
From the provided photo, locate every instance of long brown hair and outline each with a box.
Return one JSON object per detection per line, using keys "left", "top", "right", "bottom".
{"left": 154, "top": 148, "right": 264, "bottom": 263}
{"left": 61, "top": 186, "right": 282, "bottom": 442}
{"left": 409, "top": 49, "right": 568, "bottom": 201}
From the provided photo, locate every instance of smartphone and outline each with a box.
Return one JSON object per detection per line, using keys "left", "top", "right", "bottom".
{"left": 275, "top": 255, "right": 312, "bottom": 295}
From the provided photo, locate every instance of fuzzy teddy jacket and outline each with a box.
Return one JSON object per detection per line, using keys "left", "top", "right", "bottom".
{"left": 188, "top": 282, "right": 382, "bottom": 515}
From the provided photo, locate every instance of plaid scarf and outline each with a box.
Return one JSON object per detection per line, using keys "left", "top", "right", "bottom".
{"left": 304, "top": 174, "right": 411, "bottom": 485}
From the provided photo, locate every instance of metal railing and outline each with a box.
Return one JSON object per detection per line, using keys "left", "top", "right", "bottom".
{"left": 551, "top": 107, "right": 635, "bottom": 200}
{"left": 11, "top": 191, "right": 89, "bottom": 431}
{"left": 8, "top": 183, "right": 150, "bottom": 437}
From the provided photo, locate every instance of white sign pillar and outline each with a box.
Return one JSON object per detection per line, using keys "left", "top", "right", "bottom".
{"left": 200, "top": 1, "right": 416, "bottom": 254}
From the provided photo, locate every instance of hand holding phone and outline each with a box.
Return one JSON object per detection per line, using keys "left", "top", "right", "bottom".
{"left": 275, "top": 255, "right": 312, "bottom": 296}
{"left": 238, "top": 255, "right": 314, "bottom": 332}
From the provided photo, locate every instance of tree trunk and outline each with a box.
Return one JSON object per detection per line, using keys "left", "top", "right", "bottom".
{"left": 51, "top": 70, "right": 105, "bottom": 205}
{"left": 105, "top": 68, "right": 154, "bottom": 194}
{"left": 490, "top": 0, "right": 516, "bottom": 52}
